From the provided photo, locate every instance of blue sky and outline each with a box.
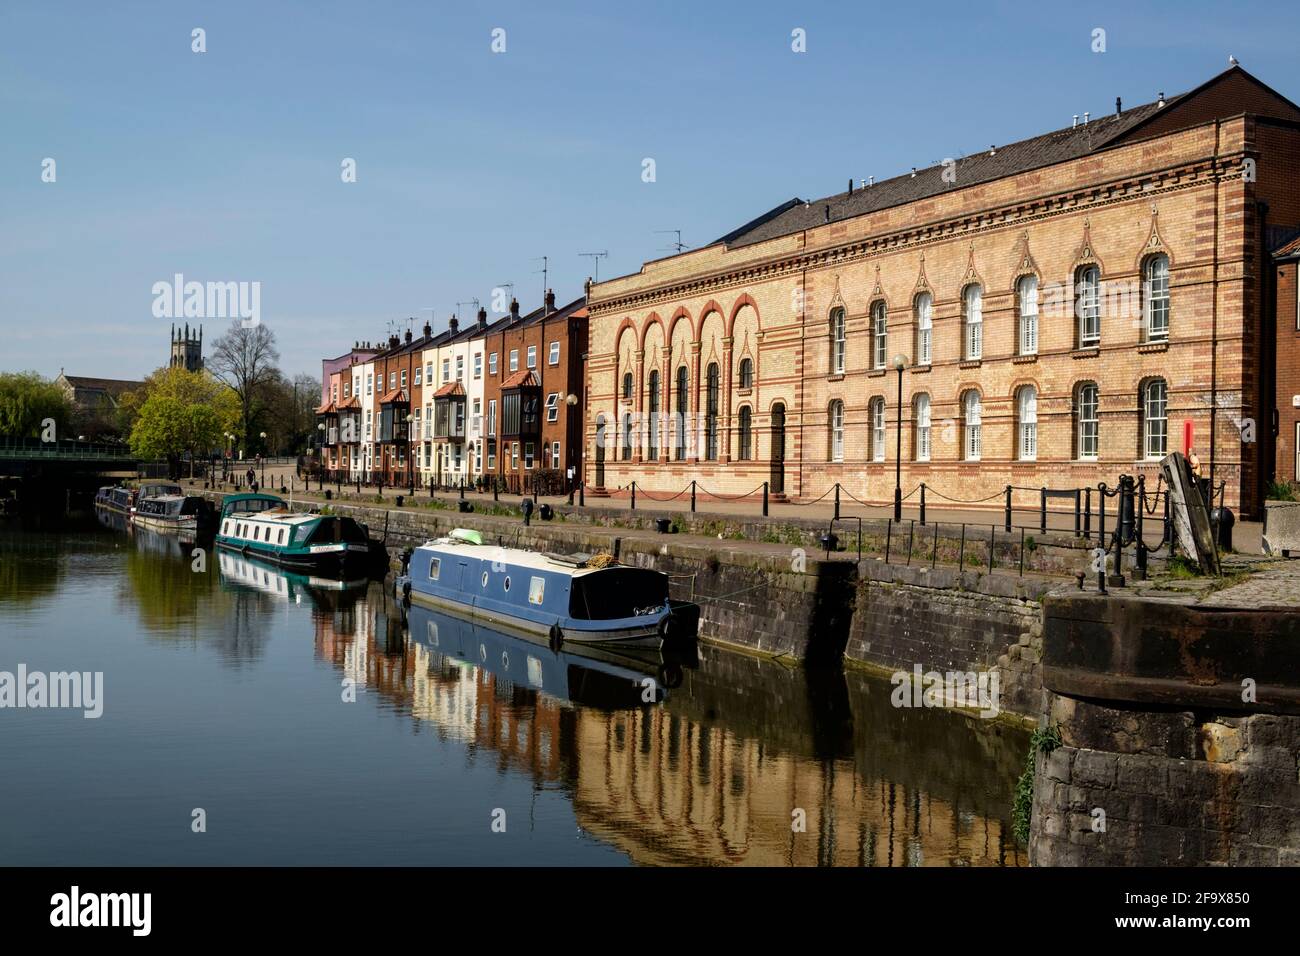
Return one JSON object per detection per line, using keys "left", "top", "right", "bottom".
{"left": 3, "top": 0, "right": 1298, "bottom": 380}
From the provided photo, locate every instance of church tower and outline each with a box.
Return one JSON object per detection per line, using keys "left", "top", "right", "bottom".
{"left": 169, "top": 324, "right": 203, "bottom": 372}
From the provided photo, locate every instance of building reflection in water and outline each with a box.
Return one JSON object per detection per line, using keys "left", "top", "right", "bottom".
{"left": 310, "top": 581, "right": 1028, "bottom": 867}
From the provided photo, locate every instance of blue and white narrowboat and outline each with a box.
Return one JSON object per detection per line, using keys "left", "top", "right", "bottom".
{"left": 95, "top": 485, "right": 136, "bottom": 516}
{"left": 215, "top": 492, "right": 374, "bottom": 572}
{"left": 396, "top": 529, "right": 700, "bottom": 648}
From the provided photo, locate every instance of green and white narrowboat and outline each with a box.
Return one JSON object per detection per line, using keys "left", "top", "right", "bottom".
{"left": 215, "top": 492, "right": 373, "bottom": 572}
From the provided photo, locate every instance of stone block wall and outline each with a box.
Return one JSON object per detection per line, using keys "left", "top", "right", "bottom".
{"left": 1031, "top": 692, "right": 1300, "bottom": 866}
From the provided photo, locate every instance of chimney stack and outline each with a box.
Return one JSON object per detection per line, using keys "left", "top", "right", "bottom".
{"left": 1115, "top": 96, "right": 1122, "bottom": 116}
{"left": 509, "top": 298, "right": 520, "bottom": 321}
{"left": 449, "top": 315, "right": 459, "bottom": 334}
{"left": 544, "top": 288, "right": 556, "bottom": 312}
{"left": 1083, "top": 111, "right": 1090, "bottom": 124}
{"left": 422, "top": 321, "right": 431, "bottom": 338}
{"left": 1073, "top": 114, "right": 1079, "bottom": 128}
{"left": 848, "top": 178, "right": 854, "bottom": 195}
{"left": 404, "top": 328, "right": 413, "bottom": 344}
{"left": 477, "top": 306, "right": 488, "bottom": 330}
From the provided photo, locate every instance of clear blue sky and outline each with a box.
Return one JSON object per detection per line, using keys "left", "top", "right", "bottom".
{"left": 3, "top": 0, "right": 1298, "bottom": 381}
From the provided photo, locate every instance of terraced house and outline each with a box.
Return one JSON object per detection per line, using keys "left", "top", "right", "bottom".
{"left": 585, "top": 66, "right": 1300, "bottom": 518}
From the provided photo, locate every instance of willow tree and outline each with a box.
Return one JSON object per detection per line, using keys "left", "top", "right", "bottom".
{"left": 0, "top": 372, "right": 72, "bottom": 440}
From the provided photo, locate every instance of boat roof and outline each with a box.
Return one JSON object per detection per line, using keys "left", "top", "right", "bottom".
{"left": 224, "top": 492, "right": 286, "bottom": 504}
{"left": 231, "top": 508, "right": 320, "bottom": 526}
{"left": 420, "top": 534, "right": 623, "bottom": 577}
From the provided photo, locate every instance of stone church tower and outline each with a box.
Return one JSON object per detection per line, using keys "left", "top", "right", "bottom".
{"left": 169, "top": 323, "right": 203, "bottom": 372}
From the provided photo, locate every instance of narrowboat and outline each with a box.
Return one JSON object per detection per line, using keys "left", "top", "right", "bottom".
{"left": 214, "top": 492, "right": 374, "bottom": 572}
{"left": 395, "top": 529, "right": 700, "bottom": 648}
{"left": 406, "top": 601, "right": 697, "bottom": 709}
{"left": 131, "top": 493, "right": 215, "bottom": 536}
{"left": 95, "top": 485, "right": 136, "bottom": 516}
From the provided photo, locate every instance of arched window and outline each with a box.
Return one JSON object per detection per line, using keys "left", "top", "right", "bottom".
{"left": 964, "top": 285, "right": 983, "bottom": 360}
{"left": 1142, "top": 379, "right": 1168, "bottom": 459}
{"left": 1076, "top": 266, "right": 1101, "bottom": 346}
{"left": 1144, "top": 255, "right": 1170, "bottom": 340}
{"left": 647, "top": 369, "right": 660, "bottom": 460}
{"left": 737, "top": 406, "right": 753, "bottom": 460}
{"left": 705, "top": 363, "right": 719, "bottom": 461}
{"left": 870, "top": 397, "right": 886, "bottom": 462}
{"left": 622, "top": 371, "right": 633, "bottom": 400}
{"left": 829, "top": 400, "right": 845, "bottom": 462}
{"left": 674, "top": 366, "right": 688, "bottom": 461}
{"left": 871, "top": 301, "right": 888, "bottom": 370}
{"left": 963, "top": 390, "right": 982, "bottom": 461}
{"left": 1017, "top": 275, "right": 1038, "bottom": 355}
{"left": 914, "top": 393, "right": 931, "bottom": 462}
{"left": 738, "top": 357, "right": 754, "bottom": 389}
{"left": 830, "top": 308, "right": 846, "bottom": 374}
{"left": 621, "top": 412, "right": 632, "bottom": 460}
{"left": 1017, "top": 385, "right": 1038, "bottom": 461}
{"left": 1075, "top": 383, "right": 1099, "bottom": 460}
{"left": 915, "top": 293, "right": 932, "bottom": 366}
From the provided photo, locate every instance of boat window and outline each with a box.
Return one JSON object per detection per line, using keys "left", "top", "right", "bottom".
{"left": 278, "top": 528, "right": 286, "bottom": 544}
{"left": 529, "top": 576, "right": 545, "bottom": 605}
{"left": 429, "top": 558, "right": 440, "bottom": 581}
{"left": 503, "top": 576, "right": 511, "bottom": 593}
{"left": 427, "top": 621, "right": 438, "bottom": 646}
{"left": 481, "top": 572, "right": 488, "bottom": 588}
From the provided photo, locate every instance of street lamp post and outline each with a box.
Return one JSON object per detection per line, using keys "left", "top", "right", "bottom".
{"left": 892, "top": 353, "right": 909, "bottom": 523}
{"left": 565, "top": 393, "right": 578, "bottom": 499}
{"left": 259, "top": 432, "right": 267, "bottom": 486}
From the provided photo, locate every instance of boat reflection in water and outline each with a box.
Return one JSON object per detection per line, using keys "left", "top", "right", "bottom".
{"left": 405, "top": 600, "right": 698, "bottom": 711}
{"left": 217, "top": 549, "right": 371, "bottom": 613}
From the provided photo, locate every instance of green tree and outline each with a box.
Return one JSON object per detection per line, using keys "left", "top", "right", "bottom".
{"left": 0, "top": 372, "right": 73, "bottom": 441}
{"left": 129, "top": 391, "right": 226, "bottom": 478}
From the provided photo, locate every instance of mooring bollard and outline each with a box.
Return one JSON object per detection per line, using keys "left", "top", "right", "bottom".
{"left": 630, "top": 481, "right": 636, "bottom": 510}
{"left": 919, "top": 483, "right": 926, "bottom": 526}
{"left": 834, "top": 483, "right": 841, "bottom": 520}
{"left": 690, "top": 480, "right": 696, "bottom": 513}
{"left": 762, "top": 481, "right": 769, "bottom": 517}
{"left": 1004, "top": 485, "right": 1012, "bottom": 533}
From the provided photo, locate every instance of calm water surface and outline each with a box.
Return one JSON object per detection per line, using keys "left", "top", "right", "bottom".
{"left": 0, "top": 515, "right": 1028, "bottom": 866}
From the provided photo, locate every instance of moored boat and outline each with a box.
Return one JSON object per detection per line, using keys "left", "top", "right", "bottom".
{"left": 395, "top": 529, "right": 700, "bottom": 648}
{"left": 95, "top": 485, "right": 136, "bottom": 516}
{"left": 214, "top": 492, "right": 374, "bottom": 572}
{"left": 131, "top": 493, "right": 215, "bottom": 535}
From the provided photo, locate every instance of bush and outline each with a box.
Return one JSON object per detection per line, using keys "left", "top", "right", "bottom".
{"left": 1266, "top": 480, "right": 1300, "bottom": 502}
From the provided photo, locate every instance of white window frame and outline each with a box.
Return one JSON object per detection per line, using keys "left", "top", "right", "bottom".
{"left": 551, "top": 441, "right": 560, "bottom": 469}
{"left": 1077, "top": 384, "right": 1099, "bottom": 461}
{"left": 1077, "top": 266, "right": 1101, "bottom": 346}
{"left": 549, "top": 341, "right": 560, "bottom": 366}
{"left": 871, "top": 301, "right": 887, "bottom": 370}
{"left": 1018, "top": 275, "right": 1038, "bottom": 355}
{"left": 509, "top": 350, "right": 519, "bottom": 373}
{"left": 489, "top": 352, "right": 498, "bottom": 376}
{"left": 964, "top": 285, "right": 983, "bottom": 360}
{"left": 1143, "top": 379, "right": 1168, "bottom": 460}
{"left": 964, "top": 391, "right": 982, "bottom": 461}
{"left": 915, "top": 394, "right": 931, "bottom": 462}
{"left": 545, "top": 392, "right": 560, "bottom": 423}
{"left": 830, "top": 401, "right": 844, "bottom": 462}
{"left": 1018, "top": 386, "right": 1038, "bottom": 461}
{"left": 1145, "top": 255, "right": 1170, "bottom": 341}
{"left": 473, "top": 353, "right": 482, "bottom": 378}
{"left": 831, "top": 308, "right": 846, "bottom": 374}
{"left": 526, "top": 345, "right": 537, "bottom": 369}
{"left": 915, "top": 293, "right": 932, "bottom": 366}
{"left": 871, "top": 397, "right": 885, "bottom": 462}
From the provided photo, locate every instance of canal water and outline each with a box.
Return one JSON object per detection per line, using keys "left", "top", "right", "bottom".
{"left": 0, "top": 516, "right": 1029, "bottom": 866}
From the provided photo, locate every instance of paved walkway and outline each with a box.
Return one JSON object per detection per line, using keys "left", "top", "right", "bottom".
{"left": 212, "top": 467, "right": 1264, "bottom": 556}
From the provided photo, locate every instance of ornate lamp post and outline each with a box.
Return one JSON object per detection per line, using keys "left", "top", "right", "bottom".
{"left": 892, "top": 353, "right": 909, "bottom": 523}
{"left": 259, "top": 431, "right": 267, "bottom": 486}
